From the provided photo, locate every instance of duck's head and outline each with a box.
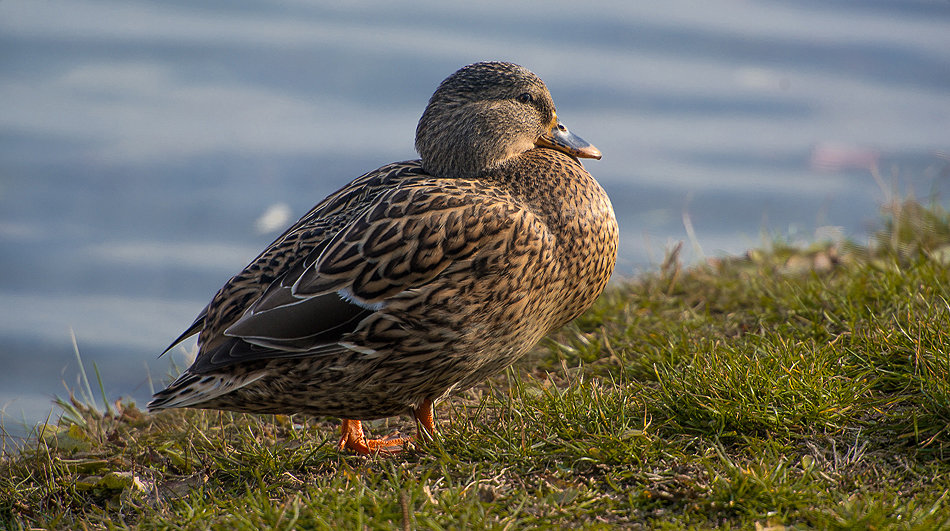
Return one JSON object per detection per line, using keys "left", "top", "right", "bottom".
{"left": 415, "top": 61, "right": 601, "bottom": 179}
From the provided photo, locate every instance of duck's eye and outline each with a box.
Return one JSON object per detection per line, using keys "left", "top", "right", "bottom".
{"left": 517, "top": 93, "right": 533, "bottom": 104}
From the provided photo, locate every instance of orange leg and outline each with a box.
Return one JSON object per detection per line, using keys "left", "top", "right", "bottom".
{"left": 338, "top": 399, "right": 437, "bottom": 455}
{"left": 413, "top": 398, "right": 436, "bottom": 440}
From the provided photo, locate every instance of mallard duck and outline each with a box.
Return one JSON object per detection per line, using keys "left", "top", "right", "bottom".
{"left": 148, "top": 61, "right": 619, "bottom": 454}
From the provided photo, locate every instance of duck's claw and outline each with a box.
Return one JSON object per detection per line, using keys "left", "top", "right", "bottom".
{"left": 338, "top": 419, "right": 407, "bottom": 455}
{"left": 338, "top": 399, "right": 437, "bottom": 455}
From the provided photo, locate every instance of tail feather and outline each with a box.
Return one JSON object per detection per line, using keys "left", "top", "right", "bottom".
{"left": 148, "top": 370, "right": 266, "bottom": 411}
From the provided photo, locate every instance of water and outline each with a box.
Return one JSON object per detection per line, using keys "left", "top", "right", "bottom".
{"left": 1, "top": 0, "right": 948, "bottom": 432}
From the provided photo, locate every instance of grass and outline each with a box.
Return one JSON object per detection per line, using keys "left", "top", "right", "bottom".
{"left": 3, "top": 198, "right": 950, "bottom": 529}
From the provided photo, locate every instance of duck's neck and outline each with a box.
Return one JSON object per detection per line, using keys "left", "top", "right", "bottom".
{"left": 485, "top": 149, "right": 603, "bottom": 218}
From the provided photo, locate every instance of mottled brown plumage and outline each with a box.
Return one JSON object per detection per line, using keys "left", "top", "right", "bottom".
{"left": 148, "top": 61, "right": 619, "bottom": 454}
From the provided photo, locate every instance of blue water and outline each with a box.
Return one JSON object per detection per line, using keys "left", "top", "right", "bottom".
{"left": 1, "top": 0, "right": 948, "bottom": 433}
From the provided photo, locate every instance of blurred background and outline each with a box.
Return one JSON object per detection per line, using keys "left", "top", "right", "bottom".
{"left": 1, "top": 0, "right": 948, "bottom": 432}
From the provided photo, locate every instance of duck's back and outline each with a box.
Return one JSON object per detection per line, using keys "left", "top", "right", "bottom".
{"left": 191, "top": 161, "right": 431, "bottom": 351}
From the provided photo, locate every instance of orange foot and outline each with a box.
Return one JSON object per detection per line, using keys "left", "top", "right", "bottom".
{"left": 338, "top": 398, "right": 436, "bottom": 455}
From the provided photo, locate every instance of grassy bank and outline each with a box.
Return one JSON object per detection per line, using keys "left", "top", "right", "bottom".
{"left": 3, "top": 199, "right": 950, "bottom": 529}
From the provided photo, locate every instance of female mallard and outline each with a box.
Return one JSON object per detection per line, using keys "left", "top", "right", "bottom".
{"left": 149, "top": 61, "right": 619, "bottom": 454}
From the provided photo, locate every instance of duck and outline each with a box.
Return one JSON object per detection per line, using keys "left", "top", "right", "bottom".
{"left": 148, "top": 61, "right": 619, "bottom": 454}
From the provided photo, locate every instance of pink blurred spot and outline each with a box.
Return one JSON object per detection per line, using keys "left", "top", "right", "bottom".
{"left": 809, "top": 143, "right": 880, "bottom": 172}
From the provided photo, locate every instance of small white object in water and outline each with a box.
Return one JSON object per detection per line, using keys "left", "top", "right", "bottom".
{"left": 255, "top": 203, "right": 292, "bottom": 234}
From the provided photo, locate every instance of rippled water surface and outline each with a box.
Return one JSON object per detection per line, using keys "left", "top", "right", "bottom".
{"left": 1, "top": 0, "right": 948, "bottom": 430}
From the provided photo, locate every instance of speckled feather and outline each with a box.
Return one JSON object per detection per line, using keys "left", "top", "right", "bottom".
{"left": 149, "top": 62, "right": 619, "bottom": 424}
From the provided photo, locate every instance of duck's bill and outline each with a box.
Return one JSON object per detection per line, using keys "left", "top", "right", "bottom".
{"left": 536, "top": 122, "right": 602, "bottom": 160}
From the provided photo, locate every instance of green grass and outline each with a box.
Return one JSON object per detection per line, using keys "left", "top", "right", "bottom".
{"left": 3, "top": 198, "right": 950, "bottom": 529}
